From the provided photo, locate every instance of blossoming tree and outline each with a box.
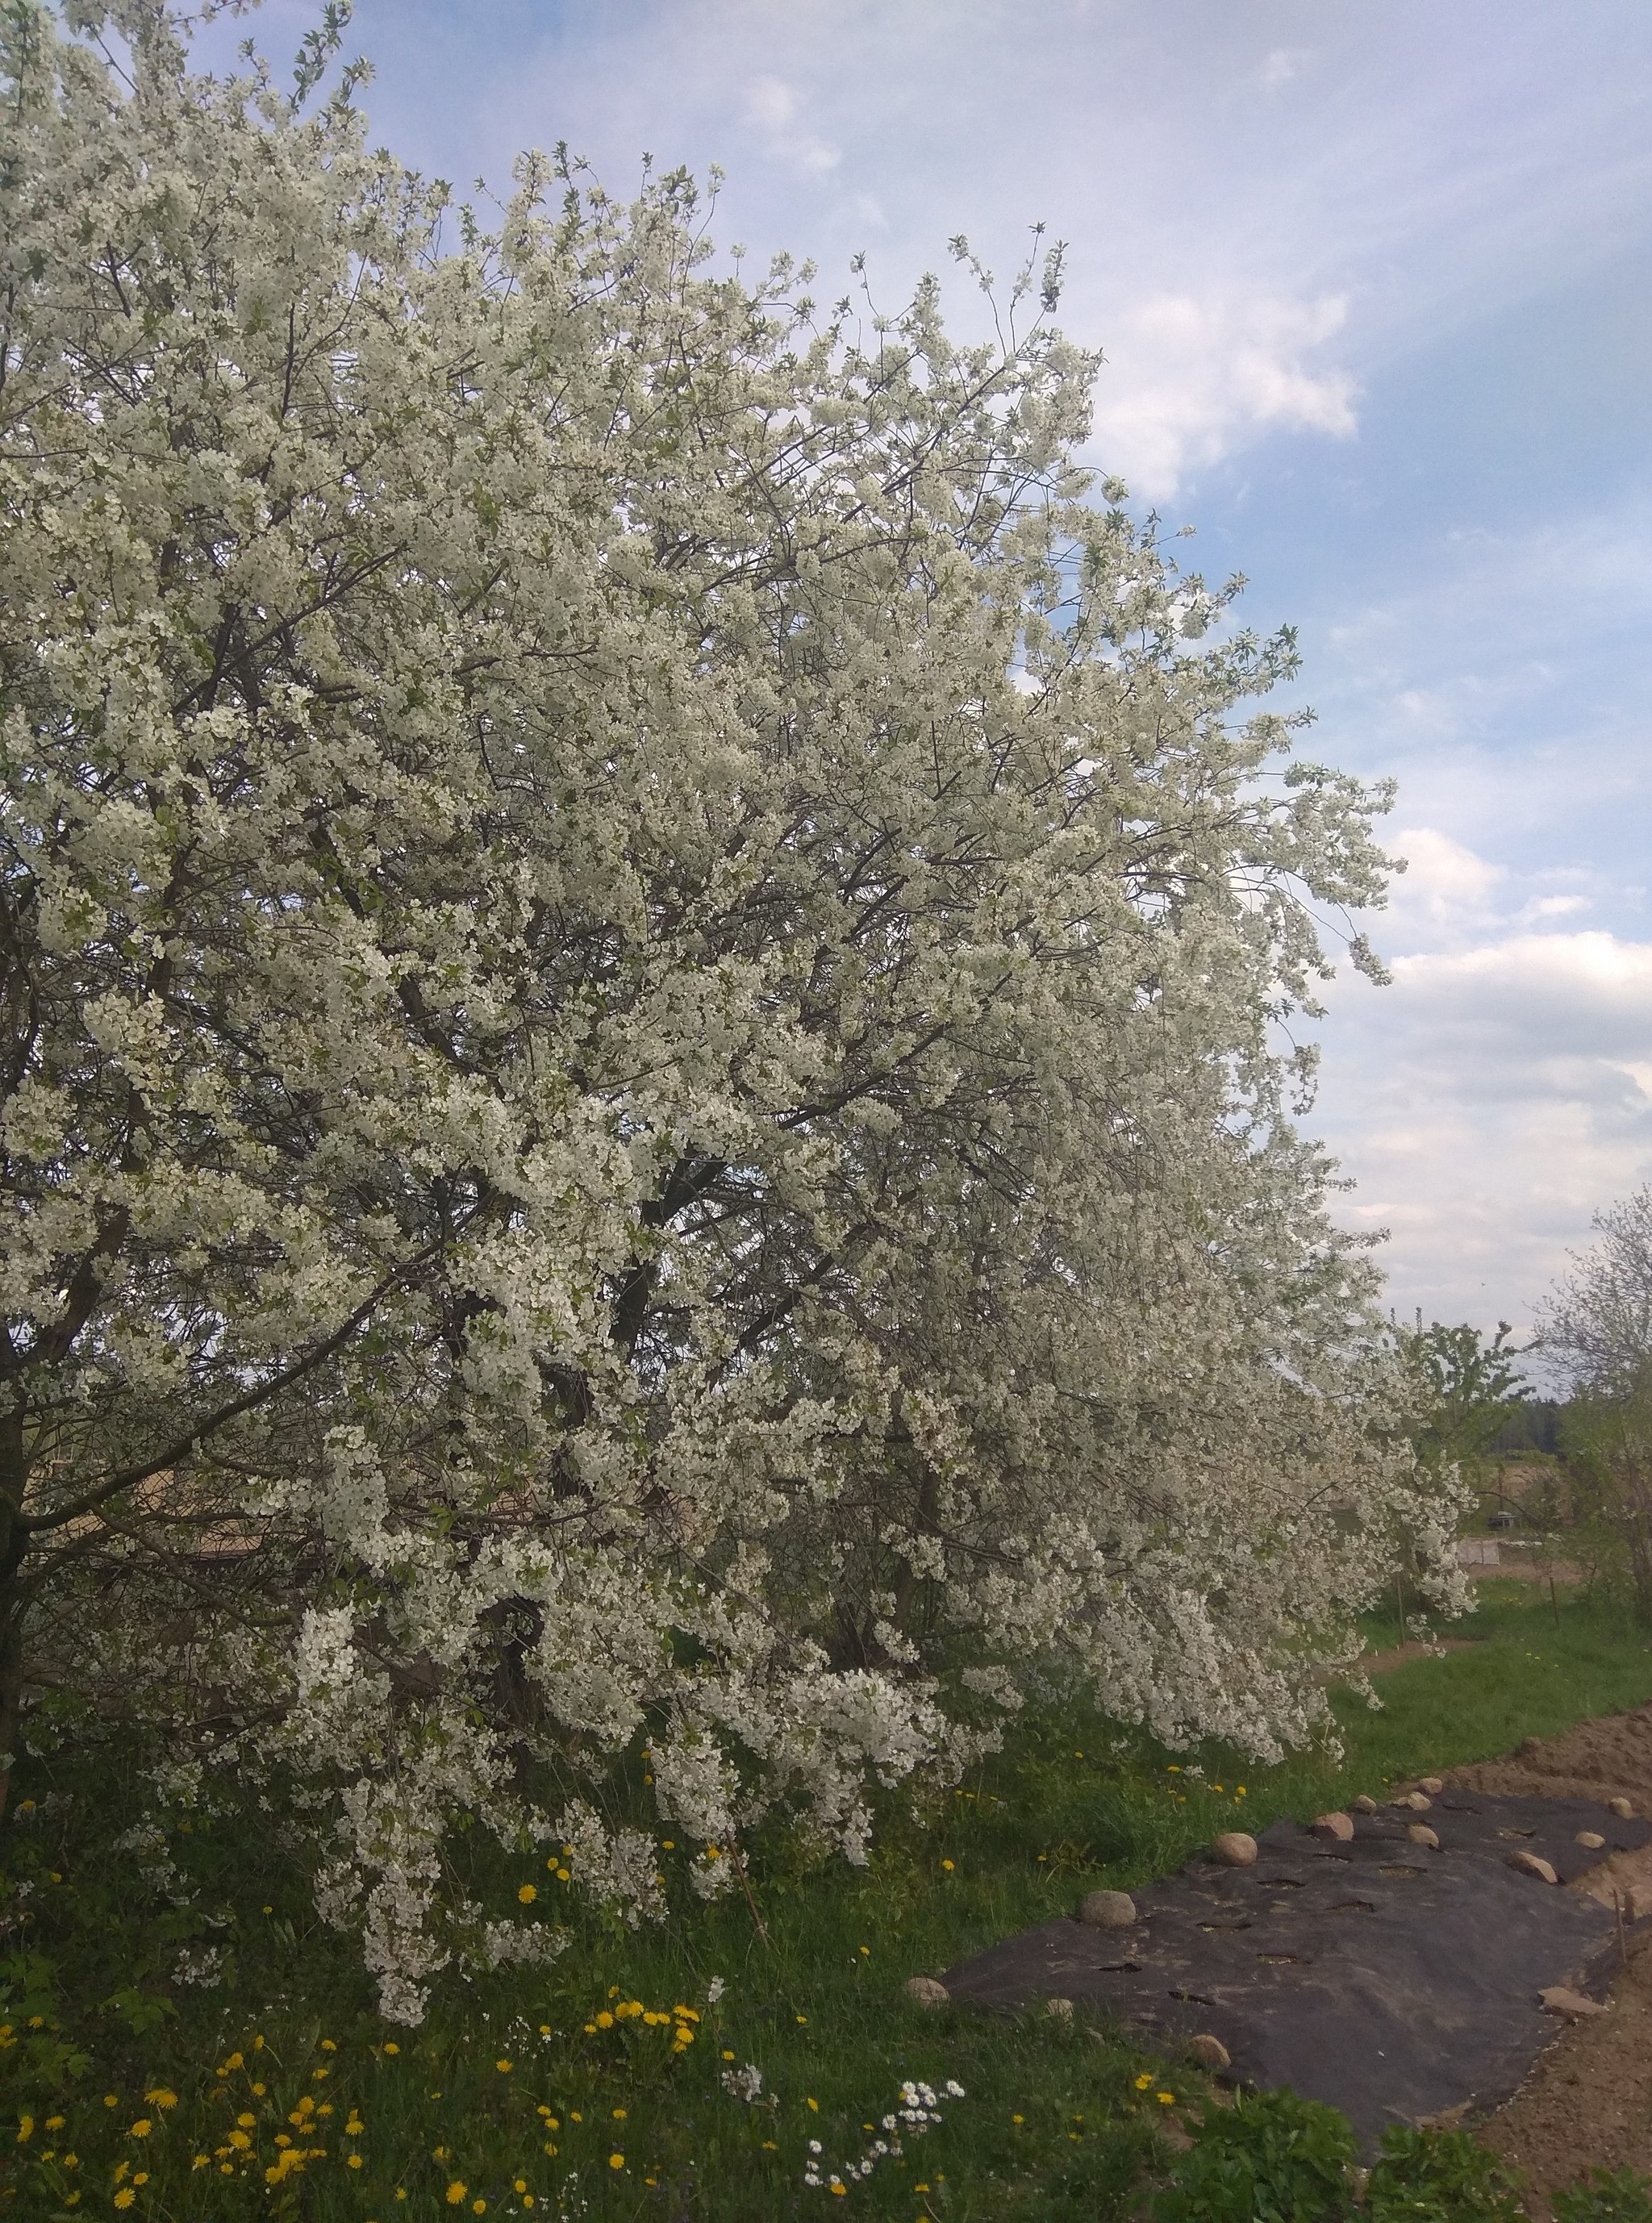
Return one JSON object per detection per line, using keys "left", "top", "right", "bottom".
{"left": 0, "top": 0, "right": 1465, "bottom": 2016}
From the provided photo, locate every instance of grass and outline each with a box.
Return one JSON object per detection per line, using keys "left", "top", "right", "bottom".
{"left": 4, "top": 1580, "right": 1652, "bottom": 2221}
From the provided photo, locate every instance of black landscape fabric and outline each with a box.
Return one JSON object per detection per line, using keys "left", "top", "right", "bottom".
{"left": 941, "top": 1793, "right": 1652, "bottom": 2152}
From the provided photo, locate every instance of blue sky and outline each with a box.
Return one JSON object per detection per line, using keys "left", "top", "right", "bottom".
{"left": 227, "top": 0, "right": 1652, "bottom": 1337}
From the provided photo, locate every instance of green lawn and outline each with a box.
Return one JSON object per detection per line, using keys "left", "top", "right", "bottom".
{"left": 6, "top": 1583, "right": 1651, "bottom": 2221}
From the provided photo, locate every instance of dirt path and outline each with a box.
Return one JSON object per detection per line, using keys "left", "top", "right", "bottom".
{"left": 1445, "top": 1703, "right": 1652, "bottom": 2212}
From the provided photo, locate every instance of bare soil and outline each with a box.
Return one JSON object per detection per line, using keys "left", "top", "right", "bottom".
{"left": 1444, "top": 1702, "right": 1652, "bottom": 2211}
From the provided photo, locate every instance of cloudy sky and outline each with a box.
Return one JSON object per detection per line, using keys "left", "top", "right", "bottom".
{"left": 223, "top": 0, "right": 1652, "bottom": 1337}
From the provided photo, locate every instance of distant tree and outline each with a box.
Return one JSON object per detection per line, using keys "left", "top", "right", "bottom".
{"left": 1540, "top": 1189, "right": 1652, "bottom": 1621}
{"left": 1394, "top": 1318, "right": 1526, "bottom": 1482}
{"left": 0, "top": 0, "right": 1454, "bottom": 2017}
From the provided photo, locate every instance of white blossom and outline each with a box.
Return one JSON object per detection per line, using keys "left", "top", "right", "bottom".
{"left": 0, "top": 0, "right": 1463, "bottom": 2015}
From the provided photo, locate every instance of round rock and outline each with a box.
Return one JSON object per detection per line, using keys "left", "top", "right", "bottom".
{"left": 1541, "top": 1985, "right": 1609, "bottom": 2019}
{"left": 1351, "top": 1794, "right": 1379, "bottom": 1815}
{"left": 1507, "top": 1850, "right": 1559, "bottom": 1885}
{"left": 1185, "top": 2033, "right": 1231, "bottom": 2071}
{"left": 903, "top": 1975, "right": 949, "bottom": 2009}
{"left": 1312, "top": 1811, "right": 1355, "bottom": 1842}
{"left": 1212, "top": 1831, "right": 1258, "bottom": 1868}
{"left": 1078, "top": 1888, "right": 1137, "bottom": 1929}
{"left": 1576, "top": 1830, "right": 1607, "bottom": 1850}
{"left": 1609, "top": 1796, "right": 1636, "bottom": 1820}
{"left": 1045, "top": 1995, "right": 1074, "bottom": 2021}
{"left": 1407, "top": 1823, "right": 1440, "bottom": 1848}
{"left": 1396, "top": 1791, "right": 1432, "bottom": 1812}
{"left": 1419, "top": 1775, "right": 1445, "bottom": 1794}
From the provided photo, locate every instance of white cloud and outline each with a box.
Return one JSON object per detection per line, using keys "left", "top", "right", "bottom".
{"left": 743, "top": 74, "right": 841, "bottom": 177}
{"left": 1387, "top": 826, "right": 1506, "bottom": 935}
{"left": 1312, "top": 930, "right": 1652, "bottom": 1333}
{"left": 1258, "top": 47, "right": 1310, "bottom": 90}
{"left": 1088, "top": 290, "right": 1357, "bottom": 500}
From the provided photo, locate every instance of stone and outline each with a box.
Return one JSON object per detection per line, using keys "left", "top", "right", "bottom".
{"left": 1419, "top": 1776, "right": 1445, "bottom": 1795}
{"left": 1351, "top": 1794, "right": 1379, "bottom": 1815}
{"left": 1575, "top": 1831, "right": 1607, "bottom": 1850}
{"left": 1407, "top": 1824, "right": 1440, "bottom": 1848}
{"left": 1312, "top": 1811, "right": 1355, "bottom": 1842}
{"left": 903, "top": 1975, "right": 949, "bottom": 2009}
{"left": 1540, "top": 1986, "right": 1609, "bottom": 2019}
{"left": 1399, "top": 1791, "right": 1433, "bottom": 1812}
{"left": 1507, "top": 1850, "right": 1559, "bottom": 1885}
{"left": 1212, "top": 1831, "right": 1258, "bottom": 1867}
{"left": 1078, "top": 1888, "right": 1137, "bottom": 1929}
{"left": 1045, "top": 1996, "right": 1074, "bottom": 2021}
{"left": 1609, "top": 1796, "right": 1636, "bottom": 1820}
{"left": 1185, "top": 2033, "right": 1231, "bottom": 2071}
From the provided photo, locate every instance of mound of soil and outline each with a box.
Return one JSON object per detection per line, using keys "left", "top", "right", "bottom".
{"left": 1454, "top": 1703, "right": 1652, "bottom": 2215}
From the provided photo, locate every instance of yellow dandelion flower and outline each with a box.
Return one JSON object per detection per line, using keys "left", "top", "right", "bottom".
{"left": 129, "top": 2119, "right": 152, "bottom": 2138}
{"left": 473, "top": 2204, "right": 486, "bottom": 2216}
{"left": 515, "top": 2182, "right": 528, "bottom": 2194}
{"left": 1012, "top": 2113, "right": 1024, "bottom": 2124}
{"left": 1134, "top": 2074, "right": 1152, "bottom": 2090}
{"left": 44, "top": 2116, "right": 65, "bottom": 2131}
{"left": 15, "top": 2117, "right": 32, "bottom": 2143}
{"left": 595, "top": 2011, "right": 614, "bottom": 2029}
{"left": 941, "top": 1859, "right": 954, "bottom": 1871}
{"left": 608, "top": 2152, "right": 624, "bottom": 2171}
{"left": 320, "top": 2039, "right": 336, "bottom": 2052}
{"left": 383, "top": 2042, "right": 400, "bottom": 2055}
{"left": 807, "top": 2098, "right": 819, "bottom": 2112}
{"left": 445, "top": 2183, "right": 467, "bottom": 2207}
{"left": 114, "top": 2194, "right": 136, "bottom": 2213}
{"left": 348, "top": 2154, "right": 365, "bottom": 2169}
{"left": 1157, "top": 2092, "right": 1175, "bottom": 2105}
{"left": 518, "top": 1884, "right": 537, "bottom": 1904}
{"left": 237, "top": 2112, "right": 257, "bottom": 2128}
{"left": 495, "top": 2058, "right": 513, "bottom": 2073}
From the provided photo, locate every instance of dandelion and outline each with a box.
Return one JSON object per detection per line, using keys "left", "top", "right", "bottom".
{"left": 383, "top": 2042, "right": 400, "bottom": 2055}
{"left": 15, "top": 2117, "right": 32, "bottom": 2142}
{"left": 595, "top": 2011, "right": 614, "bottom": 2029}
{"left": 518, "top": 1884, "right": 537, "bottom": 1904}
{"left": 1157, "top": 2092, "right": 1175, "bottom": 2106}
{"left": 113, "top": 2195, "right": 136, "bottom": 2213}
{"left": 445, "top": 2184, "right": 466, "bottom": 2207}
{"left": 495, "top": 2059, "right": 512, "bottom": 2073}
{"left": 1134, "top": 2074, "right": 1153, "bottom": 2091}
{"left": 941, "top": 1859, "right": 954, "bottom": 1871}
{"left": 129, "top": 2120, "right": 152, "bottom": 2138}
{"left": 609, "top": 2153, "right": 624, "bottom": 2171}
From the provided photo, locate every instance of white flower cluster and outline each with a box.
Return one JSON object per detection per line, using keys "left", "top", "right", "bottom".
{"left": 0, "top": 2, "right": 1469, "bottom": 2019}
{"left": 803, "top": 2079, "right": 965, "bottom": 2192}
